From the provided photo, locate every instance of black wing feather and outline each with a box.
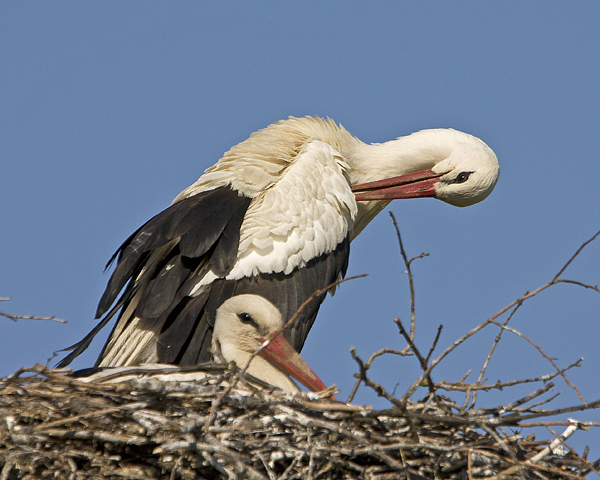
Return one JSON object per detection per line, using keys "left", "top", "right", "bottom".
{"left": 177, "top": 198, "right": 239, "bottom": 258}
{"left": 209, "top": 199, "right": 250, "bottom": 276}
{"left": 58, "top": 186, "right": 252, "bottom": 368}
{"left": 136, "top": 254, "right": 190, "bottom": 319}
{"left": 96, "top": 187, "right": 250, "bottom": 318}
{"left": 156, "top": 291, "right": 211, "bottom": 363}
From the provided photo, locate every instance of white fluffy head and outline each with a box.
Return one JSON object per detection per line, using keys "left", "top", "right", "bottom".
{"left": 428, "top": 129, "right": 500, "bottom": 207}
{"left": 213, "top": 294, "right": 283, "bottom": 357}
{"left": 212, "top": 294, "right": 301, "bottom": 392}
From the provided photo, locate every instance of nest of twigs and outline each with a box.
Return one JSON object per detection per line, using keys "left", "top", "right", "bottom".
{"left": 3, "top": 223, "right": 600, "bottom": 479}
{"left": 0, "top": 362, "right": 598, "bottom": 480}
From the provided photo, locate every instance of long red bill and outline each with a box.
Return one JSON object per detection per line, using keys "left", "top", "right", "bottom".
{"left": 259, "top": 333, "right": 334, "bottom": 399}
{"left": 352, "top": 168, "right": 443, "bottom": 201}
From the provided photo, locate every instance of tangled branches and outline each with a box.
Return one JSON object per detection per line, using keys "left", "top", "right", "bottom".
{"left": 1, "top": 222, "right": 599, "bottom": 479}
{"left": 1, "top": 363, "right": 598, "bottom": 480}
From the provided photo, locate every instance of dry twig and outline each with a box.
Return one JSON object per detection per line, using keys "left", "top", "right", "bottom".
{"left": 0, "top": 297, "right": 67, "bottom": 323}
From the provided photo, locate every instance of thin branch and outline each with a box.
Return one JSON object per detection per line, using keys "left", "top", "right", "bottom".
{"left": 489, "top": 320, "right": 585, "bottom": 403}
{"left": 424, "top": 324, "right": 443, "bottom": 364}
{"left": 493, "top": 398, "right": 600, "bottom": 425}
{"left": 552, "top": 229, "right": 600, "bottom": 281}
{"left": 346, "top": 347, "right": 411, "bottom": 404}
{"left": 1, "top": 311, "right": 67, "bottom": 323}
{"left": 394, "top": 317, "right": 436, "bottom": 396}
{"left": 555, "top": 278, "right": 600, "bottom": 293}
{"left": 471, "top": 303, "right": 523, "bottom": 407}
{"left": 436, "top": 358, "right": 581, "bottom": 394}
{"left": 1, "top": 296, "right": 67, "bottom": 323}
{"left": 468, "top": 383, "right": 555, "bottom": 417}
{"left": 389, "top": 211, "right": 428, "bottom": 342}
{"left": 348, "top": 347, "right": 421, "bottom": 441}
{"left": 348, "top": 347, "right": 405, "bottom": 409}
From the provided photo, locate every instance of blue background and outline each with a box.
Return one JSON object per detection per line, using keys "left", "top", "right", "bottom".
{"left": 2, "top": 3, "right": 599, "bottom": 460}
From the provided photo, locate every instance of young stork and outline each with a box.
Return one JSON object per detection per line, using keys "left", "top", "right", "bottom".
{"left": 58, "top": 116, "right": 499, "bottom": 368}
{"left": 212, "top": 294, "right": 329, "bottom": 393}
{"left": 77, "top": 295, "right": 329, "bottom": 395}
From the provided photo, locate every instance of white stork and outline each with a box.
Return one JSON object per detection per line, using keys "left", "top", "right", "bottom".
{"left": 58, "top": 116, "right": 499, "bottom": 368}
{"left": 212, "top": 294, "right": 329, "bottom": 393}
{"left": 77, "top": 295, "right": 330, "bottom": 395}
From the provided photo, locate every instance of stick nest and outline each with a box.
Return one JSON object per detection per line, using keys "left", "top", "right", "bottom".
{"left": 3, "top": 225, "right": 600, "bottom": 479}
{"left": 1, "top": 364, "right": 597, "bottom": 480}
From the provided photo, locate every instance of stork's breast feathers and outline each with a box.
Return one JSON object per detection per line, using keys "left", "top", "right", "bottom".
{"left": 230, "top": 139, "right": 357, "bottom": 278}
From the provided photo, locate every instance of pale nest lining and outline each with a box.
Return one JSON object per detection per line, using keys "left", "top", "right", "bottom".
{"left": 0, "top": 364, "right": 597, "bottom": 480}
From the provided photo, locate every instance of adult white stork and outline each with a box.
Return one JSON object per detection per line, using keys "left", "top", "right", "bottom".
{"left": 77, "top": 295, "right": 330, "bottom": 395}
{"left": 58, "top": 116, "right": 499, "bottom": 368}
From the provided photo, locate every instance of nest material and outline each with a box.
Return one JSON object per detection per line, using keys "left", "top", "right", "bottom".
{"left": 0, "top": 365, "right": 597, "bottom": 480}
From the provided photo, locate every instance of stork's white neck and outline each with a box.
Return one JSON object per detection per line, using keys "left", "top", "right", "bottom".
{"left": 343, "top": 129, "right": 458, "bottom": 237}
{"left": 343, "top": 129, "right": 459, "bottom": 186}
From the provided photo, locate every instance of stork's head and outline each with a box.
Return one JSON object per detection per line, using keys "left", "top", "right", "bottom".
{"left": 428, "top": 130, "right": 499, "bottom": 207}
{"left": 351, "top": 128, "right": 499, "bottom": 208}
{"left": 213, "top": 294, "right": 331, "bottom": 395}
{"left": 213, "top": 294, "right": 282, "bottom": 357}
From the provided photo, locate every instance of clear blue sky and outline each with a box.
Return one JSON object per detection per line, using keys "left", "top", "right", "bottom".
{"left": 2, "top": 2, "right": 599, "bottom": 459}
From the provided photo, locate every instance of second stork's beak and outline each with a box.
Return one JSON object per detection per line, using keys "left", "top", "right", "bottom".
{"left": 259, "top": 333, "right": 334, "bottom": 400}
{"left": 352, "top": 169, "right": 443, "bottom": 201}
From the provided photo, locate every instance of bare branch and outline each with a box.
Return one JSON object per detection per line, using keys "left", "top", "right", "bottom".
{"left": 348, "top": 347, "right": 404, "bottom": 409}
{"left": 345, "top": 345, "right": 413, "bottom": 403}
{"left": 394, "top": 317, "right": 436, "bottom": 396}
{"left": 389, "top": 211, "right": 428, "bottom": 342}
{"left": 0, "top": 297, "right": 67, "bottom": 323}
{"left": 489, "top": 320, "right": 586, "bottom": 403}
{"left": 555, "top": 278, "right": 600, "bottom": 293}
{"left": 552, "top": 229, "right": 600, "bottom": 281}
{"left": 436, "top": 358, "right": 582, "bottom": 394}
{"left": 472, "top": 302, "right": 523, "bottom": 407}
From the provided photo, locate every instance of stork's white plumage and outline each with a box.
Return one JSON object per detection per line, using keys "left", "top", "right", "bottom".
{"left": 59, "top": 116, "right": 499, "bottom": 369}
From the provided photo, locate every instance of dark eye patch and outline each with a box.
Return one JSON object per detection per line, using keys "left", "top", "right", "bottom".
{"left": 447, "top": 171, "right": 473, "bottom": 184}
{"left": 237, "top": 312, "right": 258, "bottom": 328}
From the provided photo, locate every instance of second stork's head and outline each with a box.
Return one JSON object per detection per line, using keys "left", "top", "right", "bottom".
{"left": 213, "top": 294, "right": 331, "bottom": 396}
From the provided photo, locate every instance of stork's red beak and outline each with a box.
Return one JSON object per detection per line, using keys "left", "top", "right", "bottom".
{"left": 352, "top": 168, "right": 443, "bottom": 201}
{"left": 259, "top": 333, "right": 334, "bottom": 399}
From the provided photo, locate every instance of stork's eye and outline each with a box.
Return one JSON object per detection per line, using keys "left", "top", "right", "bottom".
{"left": 452, "top": 171, "right": 473, "bottom": 184}
{"left": 237, "top": 312, "right": 257, "bottom": 327}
